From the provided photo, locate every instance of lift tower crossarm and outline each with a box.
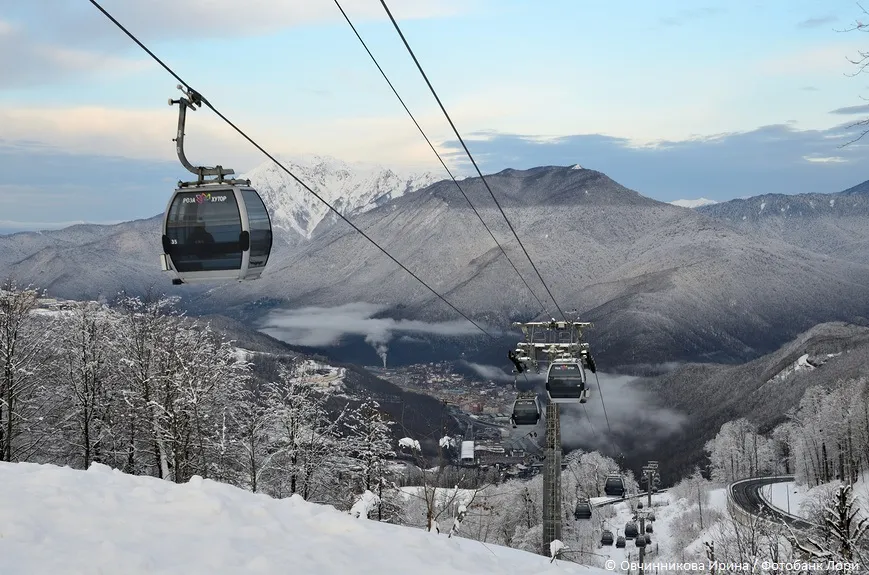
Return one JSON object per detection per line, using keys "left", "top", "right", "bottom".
{"left": 512, "top": 320, "right": 593, "bottom": 372}
{"left": 169, "top": 85, "right": 248, "bottom": 187}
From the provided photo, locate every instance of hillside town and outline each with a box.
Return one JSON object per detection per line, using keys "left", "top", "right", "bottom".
{"left": 366, "top": 362, "right": 547, "bottom": 477}
{"left": 365, "top": 361, "right": 516, "bottom": 416}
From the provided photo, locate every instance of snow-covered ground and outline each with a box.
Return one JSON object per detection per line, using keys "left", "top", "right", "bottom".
{"left": 759, "top": 477, "right": 869, "bottom": 523}
{"left": 0, "top": 462, "right": 611, "bottom": 574}
{"left": 287, "top": 358, "right": 346, "bottom": 392}
{"left": 589, "top": 491, "right": 688, "bottom": 570}
{"left": 757, "top": 481, "right": 806, "bottom": 517}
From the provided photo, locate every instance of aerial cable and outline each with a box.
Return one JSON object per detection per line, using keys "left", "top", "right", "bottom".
{"left": 582, "top": 404, "right": 598, "bottom": 440}
{"left": 87, "top": 0, "right": 495, "bottom": 340}
{"left": 378, "top": 0, "right": 568, "bottom": 321}
{"left": 592, "top": 371, "right": 619, "bottom": 456}
{"left": 331, "top": 0, "right": 548, "bottom": 317}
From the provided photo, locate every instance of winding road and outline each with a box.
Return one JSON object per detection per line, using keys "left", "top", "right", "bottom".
{"left": 729, "top": 475, "right": 817, "bottom": 531}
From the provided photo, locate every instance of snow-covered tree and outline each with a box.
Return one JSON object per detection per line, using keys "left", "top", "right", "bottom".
{"left": 342, "top": 398, "right": 395, "bottom": 519}
{"left": 346, "top": 399, "right": 395, "bottom": 492}
{"left": 266, "top": 365, "right": 349, "bottom": 501}
{"left": 112, "top": 294, "right": 181, "bottom": 477}
{"left": 155, "top": 322, "right": 250, "bottom": 483}
{"left": 670, "top": 467, "right": 712, "bottom": 528}
{"left": 706, "top": 418, "right": 777, "bottom": 482}
{"left": 0, "top": 281, "right": 51, "bottom": 462}
{"left": 792, "top": 483, "right": 868, "bottom": 563}
{"left": 57, "top": 301, "right": 116, "bottom": 469}
{"left": 225, "top": 379, "right": 278, "bottom": 492}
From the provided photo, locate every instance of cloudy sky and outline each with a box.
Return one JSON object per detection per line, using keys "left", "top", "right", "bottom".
{"left": 2, "top": 0, "right": 869, "bottom": 232}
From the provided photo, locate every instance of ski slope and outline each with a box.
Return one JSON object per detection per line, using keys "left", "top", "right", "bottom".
{"left": 0, "top": 462, "right": 610, "bottom": 574}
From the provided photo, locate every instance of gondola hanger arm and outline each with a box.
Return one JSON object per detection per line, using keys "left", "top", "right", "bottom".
{"left": 169, "top": 85, "right": 237, "bottom": 185}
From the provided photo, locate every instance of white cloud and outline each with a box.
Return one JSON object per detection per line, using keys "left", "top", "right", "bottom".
{"left": 0, "top": 18, "right": 147, "bottom": 88}
{"left": 258, "top": 302, "right": 488, "bottom": 348}
{"left": 803, "top": 155, "right": 848, "bottom": 163}
{"left": 0, "top": 106, "right": 267, "bottom": 169}
{"left": 40, "top": 0, "right": 475, "bottom": 43}
{"left": 460, "top": 361, "right": 515, "bottom": 383}
{"left": 757, "top": 42, "right": 860, "bottom": 75}
{"left": 0, "top": 90, "right": 537, "bottom": 172}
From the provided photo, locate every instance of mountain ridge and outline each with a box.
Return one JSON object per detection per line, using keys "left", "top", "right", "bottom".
{"left": 3, "top": 163, "right": 869, "bottom": 369}
{"left": 636, "top": 321, "right": 869, "bottom": 482}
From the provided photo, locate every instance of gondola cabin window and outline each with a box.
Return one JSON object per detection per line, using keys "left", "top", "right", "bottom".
{"left": 165, "top": 191, "right": 242, "bottom": 272}
{"left": 241, "top": 189, "right": 272, "bottom": 269}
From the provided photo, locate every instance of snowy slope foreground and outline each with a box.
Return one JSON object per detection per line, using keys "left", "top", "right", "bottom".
{"left": 242, "top": 154, "right": 438, "bottom": 239}
{"left": 0, "top": 462, "right": 609, "bottom": 574}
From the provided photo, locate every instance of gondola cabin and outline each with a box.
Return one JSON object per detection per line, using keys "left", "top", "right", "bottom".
{"left": 646, "top": 523, "right": 653, "bottom": 533}
{"left": 616, "top": 535, "right": 626, "bottom": 548}
{"left": 511, "top": 395, "right": 542, "bottom": 427}
{"left": 600, "top": 529, "right": 614, "bottom": 545}
{"left": 604, "top": 474, "right": 625, "bottom": 497}
{"left": 635, "top": 533, "right": 647, "bottom": 548}
{"left": 574, "top": 500, "right": 592, "bottom": 520}
{"left": 625, "top": 522, "right": 638, "bottom": 539}
{"left": 161, "top": 184, "right": 272, "bottom": 284}
{"left": 545, "top": 360, "right": 589, "bottom": 404}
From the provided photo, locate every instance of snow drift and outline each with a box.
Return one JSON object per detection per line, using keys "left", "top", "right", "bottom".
{"left": 0, "top": 462, "right": 608, "bottom": 574}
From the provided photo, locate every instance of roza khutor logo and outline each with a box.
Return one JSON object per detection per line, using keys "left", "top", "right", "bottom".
{"left": 182, "top": 193, "right": 228, "bottom": 204}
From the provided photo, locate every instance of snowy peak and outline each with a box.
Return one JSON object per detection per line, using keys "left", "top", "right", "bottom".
{"left": 242, "top": 155, "right": 438, "bottom": 240}
{"left": 669, "top": 198, "right": 718, "bottom": 208}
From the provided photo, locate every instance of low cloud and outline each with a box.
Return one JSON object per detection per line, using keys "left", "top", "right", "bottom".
{"left": 259, "top": 302, "right": 488, "bottom": 362}
{"left": 480, "top": 370, "right": 687, "bottom": 455}
{"left": 459, "top": 361, "right": 515, "bottom": 384}
{"left": 559, "top": 373, "right": 687, "bottom": 453}
{"left": 797, "top": 15, "right": 837, "bottom": 28}
{"left": 658, "top": 6, "right": 724, "bottom": 27}
{"left": 829, "top": 104, "right": 869, "bottom": 115}
{"left": 441, "top": 122, "right": 869, "bottom": 201}
{"left": 0, "top": 141, "right": 179, "bottom": 228}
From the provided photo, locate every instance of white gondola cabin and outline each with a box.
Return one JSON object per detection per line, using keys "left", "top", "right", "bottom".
{"left": 161, "top": 184, "right": 272, "bottom": 284}
{"left": 511, "top": 393, "right": 542, "bottom": 427}
{"left": 545, "top": 360, "right": 588, "bottom": 403}
{"left": 160, "top": 86, "right": 273, "bottom": 285}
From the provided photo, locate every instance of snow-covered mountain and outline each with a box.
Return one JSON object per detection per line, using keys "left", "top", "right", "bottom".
{"left": 642, "top": 321, "right": 869, "bottom": 483}
{"left": 668, "top": 197, "right": 718, "bottom": 208}
{"left": 4, "top": 165, "right": 869, "bottom": 368}
{"left": 243, "top": 155, "right": 438, "bottom": 241}
{"left": 695, "top": 179, "right": 869, "bottom": 263}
